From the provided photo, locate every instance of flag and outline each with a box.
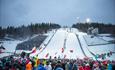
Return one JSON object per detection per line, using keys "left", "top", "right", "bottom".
{"left": 107, "top": 52, "right": 110, "bottom": 57}
{"left": 110, "top": 51, "right": 112, "bottom": 55}
{"left": 0, "top": 45, "right": 5, "bottom": 54}
{"left": 98, "top": 55, "right": 101, "bottom": 58}
{"left": 94, "top": 61, "right": 99, "bottom": 67}
{"left": 0, "top": 45, "right": 5, "bottom": 50}
{"left": 64, "top": 54, "right": 66, "bottom": 59}
{"left": 84, "top": 57, "right": 89, "bottom": 60}
{"left": 45, "top": 53, "right": 49, "bottom": 58}
{"left": 31, "top": 47, "right": 36, "bottom": 53}
{"left": 62, "top": 48, "right": 64, "bottom": 53}
{"left": 55, "top": 52, "right": 57, "bottom": 55}
{"left": 0, "top": 49, "right": 2, "bottom": 53}
{"left": 102, "top": 60, "right": 108, "bottom": 65}
{"left": 39, "top": 47, "right": 42, "bottom": 50}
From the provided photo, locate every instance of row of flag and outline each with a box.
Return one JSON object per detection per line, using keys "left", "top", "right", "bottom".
{"left": 30, "top": 46, "right": 74, "bottom": 58}
{"left": 0, "top": 45, "right": 6, "bottom": 53}
{"left": 45, "top": 47, "right": 74, "bottom": 58}
{"left": 31, "top": 46, "right": 43, "bottom": 54}
{"left": 95, "top": 51, "right": 113, "bottom": 60}
{"left": 61, "top": 47, "right": 73, "bottom": 53}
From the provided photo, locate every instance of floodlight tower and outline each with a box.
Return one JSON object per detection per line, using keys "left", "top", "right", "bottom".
{"left": 86, "top": 18, "right": 92, "bottom": 35}
{"left": 86, "top": 18, "right": 91, "bottom": 24}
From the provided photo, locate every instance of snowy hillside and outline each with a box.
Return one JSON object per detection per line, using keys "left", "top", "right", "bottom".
{"left": 0, "top": 40, "right": 22, "bottom": 58}
{"left": 30, "top": 28, "right": 115, "bottom": 60}
{"left": 0, "top": 28, "right": 115, "bottom": 61}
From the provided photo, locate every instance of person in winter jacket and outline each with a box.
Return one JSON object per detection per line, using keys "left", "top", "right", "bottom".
{"left": 93, "top": 63, "right": 100, "bottom": 70}
{"left": 84, "top": 63, "right": 90, "bottom": 70}
{"left": 21, "top": 58, "right": 26, "bottom": 70}
{"left": 65, "top": 62, "right": 69, "bottom": 70}
{"left": 38, "top": 62, "right": 46, "bottom": 70}
{"left": 43, "top": 59, "right": 47, "bottom": 66}
{"left": 33, "top": 56, "right": 40, "bottom": 70}
{"left": 107, "top": 62, "right": 112, "bottom": 70}
{"left": 72, "top": 62, "right": 78, "bottom": 70}
{"left": 44, "top": 61, "right": 52, "bottom": 70}
{"left": 108, "top": 64, "right": 112, "bottom": 70}
{"left": 78, "top": 64, "right": 84, "bottom": 70}
{"left": 26, "top": 61, "right": 32, "bottom": 70}
{"left": 54, "top": 61, "right": 64, "bottom": 70}
{"left": 69, "top": 61, "right": 73, "bottom": 70}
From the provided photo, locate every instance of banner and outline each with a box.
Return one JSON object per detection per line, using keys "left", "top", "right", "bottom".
{"left": 62, "top": 48, "right": 64, "bottom": 53}
{"left": 94, "top": 51, "right": 113, "bottom": 60}
{"left": 39, "top": 47, "right": 42, "bottom": 50}
{"left": 45, "top": 53, "right": 49, "bottom": 58}
{"left": 31, "top": 47, "right": 36, "bottom": 53}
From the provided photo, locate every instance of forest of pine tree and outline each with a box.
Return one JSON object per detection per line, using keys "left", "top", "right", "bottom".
{"left": 0, "top": 23, "right": 61, "bottom": 39}
{"left": 72, "top": 22, "right": 115, "bottom": 35}
{"left": 1, "top": 22, "right": 115, "bottom": 39}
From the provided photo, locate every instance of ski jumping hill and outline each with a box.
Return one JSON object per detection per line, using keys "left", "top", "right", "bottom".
{"left": 30, "top": 28, "right": 115, "bottom": 60}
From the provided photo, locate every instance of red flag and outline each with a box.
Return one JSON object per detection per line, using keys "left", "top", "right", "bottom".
{"left": 31, "top": 47, "right": 36, "bottom": 53}
{"left": 102, "top": 60, "right": 108, "bottom": 65}
{"left": 94, "top": 61, "right": 99, "bottom": 66}
{"left": 45, "top": 53, "right": 49, "bottom": 58}
{"left": 62, "top": 48, "right": 64, "bottom": 53}
{"left": 84, "top": 57, "right": 89, "bottom": 60}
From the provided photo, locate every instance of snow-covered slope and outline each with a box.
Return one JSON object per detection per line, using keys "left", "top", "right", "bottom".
{"left": 32, "top": 29, "right": 67, "bottom": 59}
{"left": 31, "top": 28, "right": 115, "bottom": 60}
{"left": 72, "top": 28, "right": 94, "bottom": 59}
{"left": 0, "top": 40, "right": 22, "bottom": 58}
{"left": 1, "top": 28, "right": 115, "bottom": 60}
{"left": 64, "top": 32, "right": 85, "bottom": 59}
{"left": 31, "top": 28, "right": 92, "bottom": 59}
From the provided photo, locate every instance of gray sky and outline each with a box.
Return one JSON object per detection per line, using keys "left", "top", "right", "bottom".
{"left": 0, "top": 0, "right": 115, "bottom": 27}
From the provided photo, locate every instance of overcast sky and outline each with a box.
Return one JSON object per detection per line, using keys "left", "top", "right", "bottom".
{"left": 0, "top": 0, "right": 115, "bottom": 27}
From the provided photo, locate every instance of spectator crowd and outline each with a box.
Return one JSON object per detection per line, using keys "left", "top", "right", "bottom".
{"left": 0, "top": 52, "right": 115, "bottom": 70}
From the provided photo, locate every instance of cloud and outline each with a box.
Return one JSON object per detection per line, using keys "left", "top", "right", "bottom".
{"left": 0, "top": 0, "right": 115, "bottom": 27}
